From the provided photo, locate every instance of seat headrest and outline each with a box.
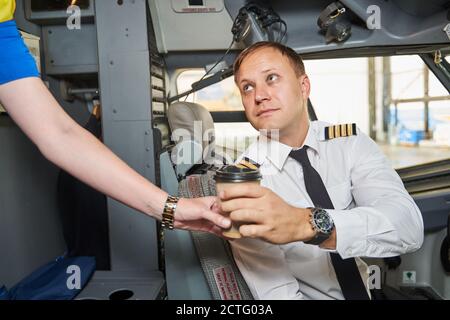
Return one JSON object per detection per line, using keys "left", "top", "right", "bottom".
{"left": 168, "top": 101, "right": 215, "bottom": 151}
{"left": 168, "top": 102, "right": 230, "bottom": 169}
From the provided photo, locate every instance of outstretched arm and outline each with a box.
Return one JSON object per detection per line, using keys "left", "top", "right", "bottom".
{"left": 0, "top": 77, "right": 230, "bottom": 234}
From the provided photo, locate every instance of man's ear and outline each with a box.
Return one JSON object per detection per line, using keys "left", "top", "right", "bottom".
{"left": 299, "top": 74, "right": 311, "bottom": 99}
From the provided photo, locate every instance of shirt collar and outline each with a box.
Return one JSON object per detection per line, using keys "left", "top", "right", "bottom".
{"left": 245, "top": 122, "right": 320, "bottom": 171}
{"left": 302, "top": 121, "right": 320, "bottom": 154}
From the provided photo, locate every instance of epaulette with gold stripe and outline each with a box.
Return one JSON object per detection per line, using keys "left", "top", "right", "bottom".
{"left": 324, "top": 123, "right": 357, "bottom": 140}
{"left": 236, "top": 157, "right": 261, "bottom": 170}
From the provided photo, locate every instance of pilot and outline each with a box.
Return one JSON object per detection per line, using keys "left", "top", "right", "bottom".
{"left": 219, "top": 41, "right": 424, "bottom": 300}
{"left": 0, "top": 1, "right": 230, "bottom": 234}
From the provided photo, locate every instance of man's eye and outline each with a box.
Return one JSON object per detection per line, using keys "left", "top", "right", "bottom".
{"left": 267, "top": 74, "right": 279, "bottom": 82}
{"left": 243, "top": 84, "right": 253, "bottom": 92}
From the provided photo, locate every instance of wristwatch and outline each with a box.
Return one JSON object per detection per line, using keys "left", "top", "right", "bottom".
{"left": 161, "top": 195, "right": 179, "bottom": 230}
{"left": 305, "top": 208, "right": 335, "bottom": 245}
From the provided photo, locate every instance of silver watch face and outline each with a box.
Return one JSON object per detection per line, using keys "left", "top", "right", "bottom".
{"left": 312, "top": 209, "right": 334, "bottom": 234}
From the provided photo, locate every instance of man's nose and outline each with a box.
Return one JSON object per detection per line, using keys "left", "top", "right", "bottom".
{"left": 255, "top": 86, "right": 270, "bottom": 103}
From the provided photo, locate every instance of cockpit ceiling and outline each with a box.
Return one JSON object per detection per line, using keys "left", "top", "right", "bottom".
{"left": 152, "top": 0, "right": 450, "bottom": 58}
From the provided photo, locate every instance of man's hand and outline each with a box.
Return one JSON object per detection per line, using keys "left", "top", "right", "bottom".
{"left": 218, "top": 184, "right": 316, "bottom": 244}
{"left": 174, "top": 197, "right": 231, "bottom": 238}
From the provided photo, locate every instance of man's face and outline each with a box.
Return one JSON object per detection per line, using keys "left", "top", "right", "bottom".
{"left": 235, "top": 47, "right": 310, "bottom": 138}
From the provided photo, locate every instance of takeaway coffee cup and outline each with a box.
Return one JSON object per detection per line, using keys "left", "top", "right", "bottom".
{"left": 214, "top": 165, "right": 262, "bottom": 239}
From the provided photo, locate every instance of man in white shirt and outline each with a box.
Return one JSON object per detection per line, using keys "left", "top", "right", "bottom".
{"left": 218, "top": 41, "right": 424, "bottom": 300}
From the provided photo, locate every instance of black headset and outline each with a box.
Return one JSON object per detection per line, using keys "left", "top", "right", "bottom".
{"left": 231, "top": 1, "right": 286, "bottom": 43}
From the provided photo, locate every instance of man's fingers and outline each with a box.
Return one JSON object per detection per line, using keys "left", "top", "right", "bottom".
{"left": 229, "top": 208, "right": 264, "bottom": 224}
{"left": 220, "top": 198, "right": 256, "bottom": 213}
{"left": 239, "top": 224, "right": 271, "bottom": 239}
{"left": 219, "top": 184, "right": 265, "bottom": 200}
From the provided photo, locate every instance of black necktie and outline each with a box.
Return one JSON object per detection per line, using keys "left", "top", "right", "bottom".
{"left": 289, "top": 147, "right": 370, "bottom": 300}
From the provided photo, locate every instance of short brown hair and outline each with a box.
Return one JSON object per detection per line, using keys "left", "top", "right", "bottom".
{"left": 233, "top": 41, "right": 305, "bottom": 79}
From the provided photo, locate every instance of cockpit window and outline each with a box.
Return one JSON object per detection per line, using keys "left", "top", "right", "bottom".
{"left": 176, "top": 69, "right": 243, "bottom": 112}
{"left": 303, "top": 55, "right": 450, "bottom": 169}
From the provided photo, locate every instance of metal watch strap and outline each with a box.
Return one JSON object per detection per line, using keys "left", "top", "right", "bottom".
{"left": 161, "top": 195, "right": 179, "bottom": 230}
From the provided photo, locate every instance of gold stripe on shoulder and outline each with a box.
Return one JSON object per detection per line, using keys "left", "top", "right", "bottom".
{"left": 237, "top": 157, "right": 261, "bottom": 169}
{"left": 341, "top": 124, "right": 347, "bottom": 137}
{"left": 238, "top": 160, "right": 258, "bottom": 170}
{"left": 335, "top": 124, "right": 341, "bottom": 138}
{"left": 328, "top": 126, "right": 334, "bottom": 139}
{"left": 324, "top": 123, "right": 357, "bottom": 140}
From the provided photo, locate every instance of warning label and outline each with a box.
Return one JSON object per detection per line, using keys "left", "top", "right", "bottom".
{"left": 213, "top": 265, "right": 242, "bottom": 300}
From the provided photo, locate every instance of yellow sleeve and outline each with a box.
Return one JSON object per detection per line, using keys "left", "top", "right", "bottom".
{"left": 0, "top": 0, "right": 15, "bottom": 23}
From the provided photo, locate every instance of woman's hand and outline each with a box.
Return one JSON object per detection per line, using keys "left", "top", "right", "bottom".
{"left": 174, "top": 197, "right": 231, "bottom": 237}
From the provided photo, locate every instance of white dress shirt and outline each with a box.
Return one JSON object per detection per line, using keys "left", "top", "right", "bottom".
{"left": 230, "top": 120, "right": 424, "bottom": 300}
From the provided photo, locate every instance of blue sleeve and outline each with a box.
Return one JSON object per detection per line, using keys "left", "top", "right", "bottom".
{"left": 0, "top": 20, "right": 40, "bottom": 85}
